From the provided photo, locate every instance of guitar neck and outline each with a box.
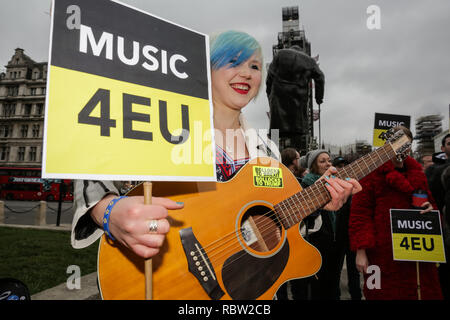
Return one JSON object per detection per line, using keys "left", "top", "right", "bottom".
{"left": 275, "top": 142, "right": 397, "bottom": 230}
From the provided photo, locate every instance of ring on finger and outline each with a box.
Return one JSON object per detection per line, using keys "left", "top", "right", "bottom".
{"left": 148, "top": 219, "right": 158, "bottom": 234}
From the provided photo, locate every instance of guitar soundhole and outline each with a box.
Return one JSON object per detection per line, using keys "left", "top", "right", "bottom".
{"left": 240, "top": 205, "right": 283, "bottom": 252}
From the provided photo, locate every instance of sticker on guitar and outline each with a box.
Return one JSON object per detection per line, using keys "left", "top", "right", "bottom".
{"left": 252, "top": 166, "right": 283, "bottom": 188}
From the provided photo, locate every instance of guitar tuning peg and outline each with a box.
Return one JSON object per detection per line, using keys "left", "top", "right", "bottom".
{"left": 380, "top": 128, "right": 395, "bottom": 141}
{"left": 395, "top": 141, "right": 412, "bottom": 162}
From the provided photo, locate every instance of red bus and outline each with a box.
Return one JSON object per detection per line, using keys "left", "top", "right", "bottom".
{"left": 0, "top": 167, "right": 73, "bottom": 201}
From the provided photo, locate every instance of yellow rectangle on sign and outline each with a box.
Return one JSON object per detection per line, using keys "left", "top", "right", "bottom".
{"left": 252, "top": 166, "right": 283, "bottom": 188}
{"left": 43, "top": 66, "right": 215, "bottom": 181}
{"left": 391, "top": 233, "right": 446, "bottom": 263}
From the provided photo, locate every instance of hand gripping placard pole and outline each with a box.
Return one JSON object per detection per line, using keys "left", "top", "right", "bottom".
{"left": 143, "top": 182, "right": 153, "bottom": 300}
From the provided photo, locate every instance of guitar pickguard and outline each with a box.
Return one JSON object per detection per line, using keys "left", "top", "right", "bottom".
{"left": 221, "top": 241, "right": 289, "bottom": 299}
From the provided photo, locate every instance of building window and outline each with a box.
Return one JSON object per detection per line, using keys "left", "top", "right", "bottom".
{"left": 36, "top": 103, "right": 43, "bottom": 115}
{"left": 21, "top": 125, "right": 29, "bottom": 138}
{"left": 41, "top": 87, "right": 46, "bottom": 95}
{"left": 18, "top": 147, "right": 25, "bottom": 161}
{"left": 2, "top": 104, "right": 16, "bottom": 117}
{"left": 29, "top": 147, "right": 37, "bottom": 161}
{"left": 24, "top": 104, "right": 32, "bottom": 116}
{"left": 0, "top": 125, "right": 12, "bottom": 138}
{"left": 0, "top": 146, "right": 9, "bottom": 161}
{"left": 9, "top": 104, "right": 16, "bottom": 117}
{"left": 30, "top": 88, "right": 37, "bottom": 96}
{"left": 8, "top": 86, "right": 18, "bottom": 96}
{"left": 32, "top": 124, "right": 40, "bottom": 138}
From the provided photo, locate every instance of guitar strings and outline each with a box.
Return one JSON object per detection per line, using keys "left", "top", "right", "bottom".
{"left": 194, "top": 165, "right": 341, "bottom": 262}
{"left": 158, "top": 146, "right": 393, "bottom": 275}
{"left": 200, "top": 143, "right": 392, "bottom": 258}
{"left": 210, "top": 146, "right": 396, "bottom": 270}
{"left": 191, "top": 171, "right": 360, "bottom": 271}
{"left": 151, "top": 184, "right": 327, "bottom": 292}
{"left": 205, "top": 183, "right": 327, "bottom": 269}
{"left": 182, "top": 180, "right": 329, "bottom": 273}
{"left": 182, "top": 146, "right": 394, "bottom": 272}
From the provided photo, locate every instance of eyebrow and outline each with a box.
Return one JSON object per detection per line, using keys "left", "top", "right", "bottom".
{"left": 249, "top": 59, "right": 262, "bottom": 66}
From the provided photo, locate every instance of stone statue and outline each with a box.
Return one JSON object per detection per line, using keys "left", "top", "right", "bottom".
{"left": 266, "top": 46, "right": 324, "bottom": 138}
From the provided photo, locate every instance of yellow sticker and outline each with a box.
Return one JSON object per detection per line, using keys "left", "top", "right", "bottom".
{"left": 373, "top": 128, "right": 388, "bottom": 147}
{"left": 253, "top": 166, "right": 283, "bottom": 188}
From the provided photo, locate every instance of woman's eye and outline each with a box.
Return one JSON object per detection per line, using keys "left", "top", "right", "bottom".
{"left": 251, "top": 65, "right": 260, "bottom": 70}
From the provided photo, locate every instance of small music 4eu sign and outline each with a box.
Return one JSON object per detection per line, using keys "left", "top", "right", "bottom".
{"left": 372, "top": 112, "right": 411, "bottom": 147}
{"left": 390, "top": 209, "right": 446, "bottom": 263}
{"left": 43, "top": 0, "right": 215, "bottom": 181}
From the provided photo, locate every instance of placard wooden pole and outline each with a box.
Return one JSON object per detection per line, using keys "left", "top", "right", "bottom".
{"left": 143, "top": 182, "right": 153, "bottom": 300}
{"left": 416, "top": 261, "right": 421, "bottom": 300}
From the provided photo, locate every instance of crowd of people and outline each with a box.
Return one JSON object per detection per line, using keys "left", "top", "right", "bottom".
{"left": 279, "top": 132, "right": 450, "bottom": 300}
{"left": 70, "top": 28, "right": 449, "bottom": 301}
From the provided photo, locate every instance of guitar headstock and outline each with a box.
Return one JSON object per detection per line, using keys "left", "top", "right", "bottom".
{"left": 383, "top": 128, "right": 412, "bottom": 161}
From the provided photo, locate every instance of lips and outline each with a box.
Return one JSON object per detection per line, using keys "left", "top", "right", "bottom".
{"left": 230, "top": 83, "right": 250, "bottom": 95}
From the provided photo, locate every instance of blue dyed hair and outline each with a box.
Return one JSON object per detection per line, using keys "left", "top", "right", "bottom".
{"left": 210, "top": 30, "right": 262, "bottom": 70}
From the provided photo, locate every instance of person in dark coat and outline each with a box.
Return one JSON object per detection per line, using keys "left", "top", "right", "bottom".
{"left": 266, "top": 46, "right": 324, "bottom": 137}
{"left": 426, "top": 133, "right": 450, "bottom": 299}
{"left": 333, "top": 157, "right": 362, "bottom": 300}
{"left": 299, "top": 150, "right": 344, "bottom": 300}
{"left": 349, "top": 128, "right": 442, "bottom": 300}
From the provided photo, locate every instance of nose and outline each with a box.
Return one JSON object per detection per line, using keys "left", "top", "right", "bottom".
{"left": 237, "top": 64, "right": 251, "bottom": 79}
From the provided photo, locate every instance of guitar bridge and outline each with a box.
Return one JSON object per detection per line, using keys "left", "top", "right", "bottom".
{"left": 179, "top": 227, "right": 225, "bottom": 300}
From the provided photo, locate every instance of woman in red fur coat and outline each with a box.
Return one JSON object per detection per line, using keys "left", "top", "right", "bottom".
{"left": 349, "top": 127, "right": 442, "bottom": 300}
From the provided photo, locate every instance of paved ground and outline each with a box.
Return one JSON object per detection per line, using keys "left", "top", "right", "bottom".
{"left": 31, "top": 272, "right": 100, "bottom": 300}
{"left": 29, "top": 254, "right": 363, "bottom": 300}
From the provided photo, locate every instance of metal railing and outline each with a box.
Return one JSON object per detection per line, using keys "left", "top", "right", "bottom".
{"left": 0, "top": 200, "right": 74, "bottom": 226}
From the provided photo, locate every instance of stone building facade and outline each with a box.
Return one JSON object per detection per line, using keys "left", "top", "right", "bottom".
{"left": 0, "top": 48, "right": 47, "bottom": 168}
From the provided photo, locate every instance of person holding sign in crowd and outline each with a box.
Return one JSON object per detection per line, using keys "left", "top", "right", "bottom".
{"left": 71, "top": 30, "right": 361, "bottom": 275}
{"left": 349, "top": 126, "right": 442, "bottom": 300}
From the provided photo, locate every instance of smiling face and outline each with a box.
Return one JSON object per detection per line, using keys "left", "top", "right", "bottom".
{"left": 211, "top": 53, "right": 262, "bottom": 111}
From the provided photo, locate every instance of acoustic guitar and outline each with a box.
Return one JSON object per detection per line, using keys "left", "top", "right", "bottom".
{"left": 97, "top": 130, "right": 411, "bottom": 299}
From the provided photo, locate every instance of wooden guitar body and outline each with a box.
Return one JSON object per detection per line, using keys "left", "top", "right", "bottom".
{"left": 98, "top": 157, "right": 322, "bottom": 300}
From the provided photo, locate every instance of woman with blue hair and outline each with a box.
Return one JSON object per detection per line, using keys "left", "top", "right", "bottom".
{"left": 210, "top": 30, "right": 278, "bottom": 181}
{"left": 71, "top": 30, "right": 361, "bottom": 266}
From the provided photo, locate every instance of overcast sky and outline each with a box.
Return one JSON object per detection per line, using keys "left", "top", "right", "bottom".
{"left": 1, "top": 0, "right": 449, "bottom": 149}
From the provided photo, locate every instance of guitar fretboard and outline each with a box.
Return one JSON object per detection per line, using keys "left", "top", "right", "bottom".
{"left": 274, "top": 142, "right": 397, "bottom": 230}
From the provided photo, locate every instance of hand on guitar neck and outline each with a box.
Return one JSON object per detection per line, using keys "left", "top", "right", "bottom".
{"left": 319, "top": 166, "right": 362, "bottom": 211}
{"left": 90, "top": 194, "right": 184, "bottom": 259}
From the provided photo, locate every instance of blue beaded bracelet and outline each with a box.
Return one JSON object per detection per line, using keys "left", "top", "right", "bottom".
{"left": 103, "top": 196, "right": 127, "bottom": 241}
